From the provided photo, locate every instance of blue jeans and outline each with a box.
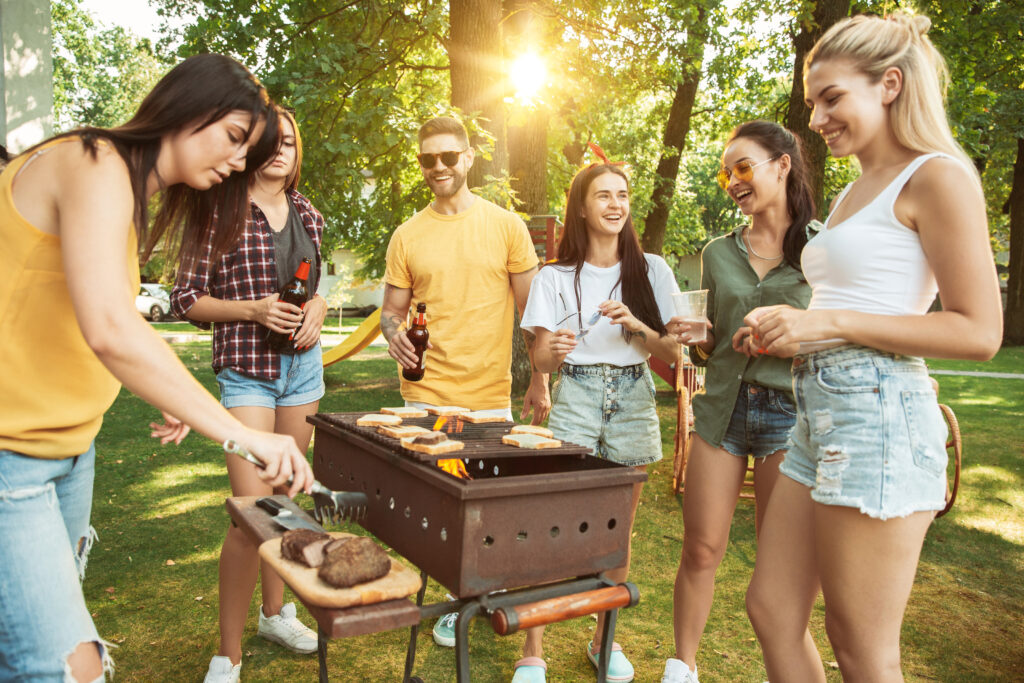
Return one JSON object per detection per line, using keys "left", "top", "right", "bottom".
{"left": 0, "top": 445, "right": 109, "bottom": 681}
{"left": 217, "top": 343, "right": 325, "bottom": 409}
{"left": 780, "top": 345, "right": 948, "bottom": 519}
{"left": 548, "top": 363, "right": 663, "bottom": 466}
{"left": 719, "top": 382, "right": 797, "bottom": 459}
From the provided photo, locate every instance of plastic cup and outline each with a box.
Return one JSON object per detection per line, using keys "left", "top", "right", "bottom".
{"left": 672, "top": 289, "right": 708, "bottom": 343}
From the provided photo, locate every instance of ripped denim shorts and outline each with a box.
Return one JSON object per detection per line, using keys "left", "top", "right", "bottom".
{"left": 780, "top": 345, "right": 948, "bottom": 520}
{"left": 0, "top": 445, "right": 110, "bottom": 681}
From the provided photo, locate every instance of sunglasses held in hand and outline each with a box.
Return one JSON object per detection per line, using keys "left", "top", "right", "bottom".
{"left": 716, "top": 155, "right": 780, "bottom": 190}
{"left": 417, "top": 149, "right": 467, "bottom": 169}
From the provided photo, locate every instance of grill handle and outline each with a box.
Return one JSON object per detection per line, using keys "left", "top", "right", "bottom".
{"left": 490, "top": 583, "right": 639, "bottom": 635}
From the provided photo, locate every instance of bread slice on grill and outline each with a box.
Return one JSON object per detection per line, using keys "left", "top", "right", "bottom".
{"left": 502, "top": 433, "right": 562, "bottom": 449}
{"left": 509, "top": 424, "right": 554, "bottom": 438}
{"left": 380, "top": 406, "right": 429, "bottom": 418}
{"left": 356, "top": 413, "right": 402, "bottom": 427}
{"left": 401, "top": 432, "right": 465, "bottom": 455}
{"left": 377, "top": 424, "right": 431, "bottom": 439}
{"left": 424, "top": 405, "right": 470, "bottom": 416}
{"left": 461, "top": 411, "right": 511, "bottom": 424}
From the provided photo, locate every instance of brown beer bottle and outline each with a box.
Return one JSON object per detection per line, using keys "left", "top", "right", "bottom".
{"left": 402, "top": 303, "right": 429, "bottom": 382}
{"left": 266, "top": 257, "right": 312, "bottom": 353}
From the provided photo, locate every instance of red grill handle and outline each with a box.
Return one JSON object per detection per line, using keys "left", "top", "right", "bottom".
{"left": 490, "top": 584, "right": 639, "bottom": 635}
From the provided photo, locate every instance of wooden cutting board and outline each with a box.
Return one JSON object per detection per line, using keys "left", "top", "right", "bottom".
{"left": 258, "top": 533, "right": 421, "bottom": 609}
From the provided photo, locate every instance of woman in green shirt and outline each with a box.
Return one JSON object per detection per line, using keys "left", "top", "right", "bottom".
{"left": 661, "top": 121, "right": 818, "bottom": 683}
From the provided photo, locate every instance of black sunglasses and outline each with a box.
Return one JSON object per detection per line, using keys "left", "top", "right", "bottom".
{"left": 417, "top": 149, "right": 466, "bottom": 169}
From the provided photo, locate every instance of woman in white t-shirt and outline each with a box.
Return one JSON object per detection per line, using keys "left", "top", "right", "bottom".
{"left": 742, "top": 12, "right": 1002, "bottom": 682}
{"left": 517, "top": 162, "right": 682, "bottom": 683}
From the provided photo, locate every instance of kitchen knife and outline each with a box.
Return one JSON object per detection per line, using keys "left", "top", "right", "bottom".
{"left": 255, "top": 497, "right": 325, "bottom": 533}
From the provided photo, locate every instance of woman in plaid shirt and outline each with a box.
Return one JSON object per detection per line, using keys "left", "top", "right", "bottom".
{"left": 172, "top": 108, "right": 328, "bottom": 683}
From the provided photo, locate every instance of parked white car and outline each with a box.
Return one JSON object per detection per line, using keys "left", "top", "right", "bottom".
{"left": 136, "top": 283, "right": 171, "bottom": 322}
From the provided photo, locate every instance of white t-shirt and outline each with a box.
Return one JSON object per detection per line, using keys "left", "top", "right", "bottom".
{"left": 521, "top": 254, "right": 679, "bottom": 366}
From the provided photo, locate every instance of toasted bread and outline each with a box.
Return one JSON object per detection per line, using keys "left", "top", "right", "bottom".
{"left": 356, "top": 414, "right": 402, "bottom": 427}
{"left": 461, "top": 411, "right": 511, "bottom": 424}
{"left": 502, "top": 433, "right": 562, "bottom": 449}
{"left": 380, "top": 406, "right": 429, "bottom": 418}
{"left": 509, "top": 424, "right": 554, "bottom": 438}
{"left": 424, "top": 406, "right": 471, "bottom": 416}
{"left": 400, "top": 435, "right": 465, "bottom": 455}
{"left": 377, "top": 425, "right": 431, "bottom": 439}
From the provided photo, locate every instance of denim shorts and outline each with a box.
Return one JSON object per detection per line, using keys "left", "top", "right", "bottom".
{"left": 780, "top": 345, "right": 948, "bottom": 519}
{"left": 0, "top": 445, "right": 110, "bottom": 681}
{"left": 217, "top": 344, "right": 325, "bottom": 409}
{"left": 720, "top": 382, "right": 797, "bottom": 459}
{"left": 548, "top": 363, "right": 663, "bottom": 467}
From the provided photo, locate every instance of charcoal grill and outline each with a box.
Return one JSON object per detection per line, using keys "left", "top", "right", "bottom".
{"left": 310, "top": 412, "right": 646, "bottom": 598}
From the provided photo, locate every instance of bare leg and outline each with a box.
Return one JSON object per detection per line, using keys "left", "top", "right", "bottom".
{"left": 815, "top": 505, "right": 933, "bottom": 682}
{"left": 592, "top": 476, "right": 644, "bottom": 653}
{"left": 259, "top": 401, "right": 318, "bottom": 615}
{"left": 66, "top": 641, "right": 103, "bottom": 682}
{"left": 746, "top": 476, "right": 826, "bottom": 683}
{"left": 752, "top": 450, "right": 786, "bottom": 536}
{"left": 670, "top": 435, "right": 748, "bottom": 667}
{"left": 217, "top": 406, "right": 276, "bottom": 665}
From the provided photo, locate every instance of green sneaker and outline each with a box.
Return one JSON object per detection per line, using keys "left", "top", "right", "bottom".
{"left": 432, "top": 611, "right": 458, "bottom": 647}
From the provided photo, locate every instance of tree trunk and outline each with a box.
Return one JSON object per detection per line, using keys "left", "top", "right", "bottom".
{"left": 785, "top": 0, "right": 851, "bottom": 218}
{"left": 641, "top": 15, "right": 707, "bottom": 255}
{"left": 448, "top": 0, "right": 508, "bottom": 189}
{"left": 1004, "top": 137, "right": 1024, "bottom": 344}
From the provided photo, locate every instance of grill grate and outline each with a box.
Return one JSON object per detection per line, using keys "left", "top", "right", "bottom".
{"left": 318, "top": 412, "right": 592, "bottom": 463}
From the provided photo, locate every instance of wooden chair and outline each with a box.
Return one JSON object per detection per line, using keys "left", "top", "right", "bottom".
{"left": 936, "top": 403, "right": 962, "bottom": 518}
{"left": 671, "top": 345, "right": 705, "bottom": 494}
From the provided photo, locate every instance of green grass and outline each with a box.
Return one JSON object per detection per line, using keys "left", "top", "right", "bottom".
{"left": 86, "top": 345, "right": 1023, "bottom": 681}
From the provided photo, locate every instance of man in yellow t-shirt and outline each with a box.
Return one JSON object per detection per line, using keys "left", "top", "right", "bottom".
{"left": 382, "top": 116, "right": 550, "bottom": 419}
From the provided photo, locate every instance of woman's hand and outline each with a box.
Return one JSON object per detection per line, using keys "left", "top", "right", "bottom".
{"left": 731, "top": 325, "right": 763, "bottom": 358}
{"left": 292, "top": 296, "right": 327, "bottom": 350}
{"left": 253, "top": 293, "right": 304, "bottom": 334}
{"left": 149, "top": 411, "right": 190, "bottom": 445}
{"left": 745, "top": 305, "right": 835, "bottom": 357}
{"left": 669, "top": 315, "right": 712, "bottom": 346}
{"left": 549, "top": 328, "right": 578, "bottom": 363}
{"left": 600, "top": 300, "right": 643, "bottom": 334}
{"left": 237, "top": 429, "right": 314, "bottom": 498}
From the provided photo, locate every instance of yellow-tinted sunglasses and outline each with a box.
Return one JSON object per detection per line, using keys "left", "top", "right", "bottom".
{"left": 716, "top": 155, "right": 779, "bottom": 190}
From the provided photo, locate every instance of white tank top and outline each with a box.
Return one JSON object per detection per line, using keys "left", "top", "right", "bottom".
{"left": 801, "top": 154, "right": 949, "bottom": 348}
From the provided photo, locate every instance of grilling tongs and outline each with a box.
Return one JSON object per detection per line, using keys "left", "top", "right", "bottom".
{"left": 222, "top": 439, "right": 368, "bottom": 524}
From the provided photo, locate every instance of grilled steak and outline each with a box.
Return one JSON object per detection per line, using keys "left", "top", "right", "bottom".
{"left": 281, "top": 528, "right": 331, "bottom": 567}
{"left": 322, "top": 537, "right": 352, "bottom": 556}
{"left": 318, "top": 536, "right": 391, "bottom": 588}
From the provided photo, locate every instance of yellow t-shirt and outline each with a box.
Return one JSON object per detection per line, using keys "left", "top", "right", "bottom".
{"left": 384, "top": 197, "right": 538, "bottom": 409}
{"left": 0, "top": 138, "right": 140, "bottom": 458}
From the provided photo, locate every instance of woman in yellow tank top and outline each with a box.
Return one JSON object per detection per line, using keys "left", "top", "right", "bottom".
{"left": 0, "top": 54, "right": 314, "bottom": 682}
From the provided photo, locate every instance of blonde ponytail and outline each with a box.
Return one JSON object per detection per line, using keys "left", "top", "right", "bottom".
{"left": 806, "top": 11, "right": 977, "bottom": 182}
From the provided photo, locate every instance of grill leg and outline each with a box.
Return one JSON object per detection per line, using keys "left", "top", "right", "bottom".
{"left": 455, "top": 600, "right": 483, "bottom": 683}
{"left": 317, "top": 626, "right": 329, "bottom": 683}
{"left": 596, "top": 607, "right": 619, "bottom": 683}
{"left": 403, "top": 571, "right": 430, "bottom": 683}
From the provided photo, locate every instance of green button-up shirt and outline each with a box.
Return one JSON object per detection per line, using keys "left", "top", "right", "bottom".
{"left": 691, "top": 223, "right": 818, "bottom": 449}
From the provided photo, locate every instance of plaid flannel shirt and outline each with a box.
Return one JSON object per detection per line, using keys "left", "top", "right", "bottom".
{"left": 171, "top": 189, "right": 324, "bottom": 379}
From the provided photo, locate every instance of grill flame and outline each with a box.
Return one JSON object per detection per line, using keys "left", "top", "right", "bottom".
{"left": 433, "top": 417, "right": 447, "bottom": 431}
{"left": 437, "top": 458, "right": 471, "bottom": 479}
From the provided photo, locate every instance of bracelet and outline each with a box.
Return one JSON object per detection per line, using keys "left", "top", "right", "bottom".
{"left": 692, "top": 343, "right": 710, "bottom": 360}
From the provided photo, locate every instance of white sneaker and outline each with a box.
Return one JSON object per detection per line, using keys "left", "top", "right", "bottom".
{"left": 203, "top": 656, "right": 240, "bottom": 683}
{"left": 257, "top": 602, "right": 318, "bottom": 654}
{"left": 662, "top": 658, "right": 699, "bottom": 683}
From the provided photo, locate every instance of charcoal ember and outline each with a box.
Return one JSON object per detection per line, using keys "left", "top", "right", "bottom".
{"left": 318, "top": 536, "right": 391, "bottom": 588}
{"left": 411, "top": 432, "right": 447, "bottom": 445}
{"left": 281, "top": 528, "right": 330, "bottom": 567}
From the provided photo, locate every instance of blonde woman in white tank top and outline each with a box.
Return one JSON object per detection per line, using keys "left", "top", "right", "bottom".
{"left": 739, "top": 12, "right": 1002, "bottom": 683}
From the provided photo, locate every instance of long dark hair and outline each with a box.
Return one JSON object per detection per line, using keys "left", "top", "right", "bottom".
{"left": 726, "top": 121, "right": 816, "bottom": 271}
{"left": 554, "top": 164, "right": 667, "bottom": 339}
{"left": 29, "top": 53, "right": 279, "bottom": 270}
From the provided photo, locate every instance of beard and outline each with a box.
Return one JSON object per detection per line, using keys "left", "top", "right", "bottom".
{"left": 426, "top": 167, "right": 468, "bottom": 198}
